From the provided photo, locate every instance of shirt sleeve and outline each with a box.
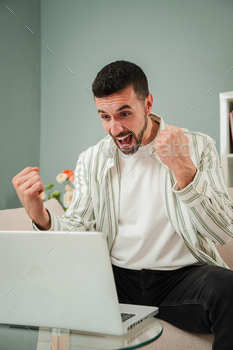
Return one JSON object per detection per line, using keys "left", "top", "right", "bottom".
{"left": 32, "top": 151, "right": 96, "bottom": 233}
{"left": 172, "top": 138, "right": 233, "bottom": 245}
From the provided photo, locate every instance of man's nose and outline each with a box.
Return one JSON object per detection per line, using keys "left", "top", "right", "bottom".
{"left": 110, "top": 120, "right": 123, "bottom": 137}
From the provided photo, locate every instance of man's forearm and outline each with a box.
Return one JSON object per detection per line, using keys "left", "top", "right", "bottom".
{"left": 173, "top": 169, "right": 233, "bottom": 244}
{"left": 32, "top": 208, "right": 51, "bottom": 230}
{"left": 174, "top": 166, "right": 197, "bottom": 190}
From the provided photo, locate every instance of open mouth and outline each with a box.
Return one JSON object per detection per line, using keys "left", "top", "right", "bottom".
{"left": 116, "top": 134, "right": 133, "bottom": 148}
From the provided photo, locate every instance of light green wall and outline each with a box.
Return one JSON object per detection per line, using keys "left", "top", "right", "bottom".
{"left": 0, "top": 0, "right": 40, "bottom": 209}
{"left": 2, "top": 0, "right": 233, "bottom": 209}
{"left": 40, "top": 0, "right": 233, "bottom": 188}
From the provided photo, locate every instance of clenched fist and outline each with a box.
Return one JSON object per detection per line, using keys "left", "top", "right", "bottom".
{"left": 154, "top": 125, "right": 197, "bottom": 190}
{"left": 12, "top": 167, "right": 51, "bottom": 230}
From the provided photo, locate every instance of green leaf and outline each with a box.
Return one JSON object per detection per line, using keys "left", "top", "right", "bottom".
{"left": 44, "top": 183, "right": 54, "bottom": 191}
{"left": 54, "top": 190, "right": 60, "bottom": 196}
{"left": 48, "top": 190, "right": 61, "bottom": 203}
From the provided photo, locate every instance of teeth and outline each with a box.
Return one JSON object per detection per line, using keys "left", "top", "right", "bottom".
{"left": 116, "top": 134, "right": 131, "bottom": 140}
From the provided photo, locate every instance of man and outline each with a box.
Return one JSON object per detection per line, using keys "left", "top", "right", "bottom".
{"left": 13, "top": 61, "right": 233, "bottom": 349}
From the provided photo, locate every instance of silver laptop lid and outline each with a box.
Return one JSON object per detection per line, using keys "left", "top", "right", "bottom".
{"left": 0, "top": 231, "right": 124, "bottom": 335}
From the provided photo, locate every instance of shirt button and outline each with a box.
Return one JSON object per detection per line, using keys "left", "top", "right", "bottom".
{"left": 198, "top": 187, "right": 203, "bottom": 193}
{"left": 216, "top": 209, "right": 220, "bottom": 213}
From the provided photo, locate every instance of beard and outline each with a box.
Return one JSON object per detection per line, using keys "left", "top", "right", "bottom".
{"left": 111, "top": 111, "right": 148, "bottom": 155}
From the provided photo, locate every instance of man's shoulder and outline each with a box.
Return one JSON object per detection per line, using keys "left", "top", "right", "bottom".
{"left": 79, "top": 135, "right": 114, "bottom": 160}
{"left": 87, "top": 134, "right": 113, "bottom": 152}
{"left": 182, "top": 129, "right": 215, "bottom": 145}
{"left": 151, "top": 113, "right": 215, "bottom": 146}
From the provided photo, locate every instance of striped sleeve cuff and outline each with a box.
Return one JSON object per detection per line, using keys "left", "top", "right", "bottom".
{"left": 31, "top": 209, "right": 60, "bottom": 231}
{"left": 172, "top": 169, "right": 212, "bottom": 208}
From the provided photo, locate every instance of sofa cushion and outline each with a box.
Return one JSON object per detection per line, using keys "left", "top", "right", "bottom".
{"left": 0, "top": 199, "right": 64, "bottom": 231}
{"left": 148, "top": 319, "right": 213, "bottom": 350}
{"left": 228, "top": 187, "right": 233, "bottom": 200}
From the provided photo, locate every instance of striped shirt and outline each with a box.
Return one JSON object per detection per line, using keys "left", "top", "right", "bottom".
{"left": 42, "top": 113, "right": 233, "bottom": 269}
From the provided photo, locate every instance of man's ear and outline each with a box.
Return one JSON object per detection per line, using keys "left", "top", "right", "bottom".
{"left": 145, "top": 93, "right": 153, "bottom": 115}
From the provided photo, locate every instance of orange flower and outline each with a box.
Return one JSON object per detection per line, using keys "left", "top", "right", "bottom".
{"left": 69, "top": 174, "right": 74, "bottom": 184}
{"left": 62, "top": 169, "right": 74, "bottom": 182}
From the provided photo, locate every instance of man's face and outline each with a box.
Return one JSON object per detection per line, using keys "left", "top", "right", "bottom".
{"left": 95, "top": 85, "right": 152, "bottom": 155}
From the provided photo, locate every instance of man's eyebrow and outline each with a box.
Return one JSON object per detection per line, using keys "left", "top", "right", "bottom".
{"left": 97, "top": 105, "right": 132, "bottom": 114}
{"left": 117, "top": 105, "right": 132, "bottom": 111}
{"left": 97, "top": 109, "right": 106, "bottom": 114}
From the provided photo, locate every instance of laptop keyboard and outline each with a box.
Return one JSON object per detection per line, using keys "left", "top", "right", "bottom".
{"left": 121, "top": 313, "right": 135, "bottom": 322}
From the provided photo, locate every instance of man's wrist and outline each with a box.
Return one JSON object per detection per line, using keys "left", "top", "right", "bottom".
{"left": 32, "top": 208, "right": 51, "bottom": 230}
{"left": 175, "top": 166, "right": 197, "bottom": 190}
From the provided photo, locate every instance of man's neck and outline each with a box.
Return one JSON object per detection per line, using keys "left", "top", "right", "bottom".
{"left": 143, "top": 117, "right": 160, "bottom": 146}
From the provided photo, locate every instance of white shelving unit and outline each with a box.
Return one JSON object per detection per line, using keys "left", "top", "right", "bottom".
{"left": 220, "top": 91, "right": 233, "bottom": 187}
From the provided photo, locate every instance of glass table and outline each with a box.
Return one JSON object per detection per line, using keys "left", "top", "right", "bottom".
{"left": 0, "top": 317, "right": 163, "bottom": 350}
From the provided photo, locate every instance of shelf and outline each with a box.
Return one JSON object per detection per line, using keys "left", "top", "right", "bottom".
{"left": 220, "top": 91, "right": 233, "bottom": 187}
{"left": 220, "top": 91, "right": 233, "bottom": 101}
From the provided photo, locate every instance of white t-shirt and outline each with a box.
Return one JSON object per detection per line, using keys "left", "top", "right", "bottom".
{"left": 110, "top": 139, "right": 199, "bottom": 270}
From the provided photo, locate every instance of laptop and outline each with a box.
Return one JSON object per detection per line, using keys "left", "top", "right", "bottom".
{"left": 0, "top": 231, "right": 158, "bottom": 335}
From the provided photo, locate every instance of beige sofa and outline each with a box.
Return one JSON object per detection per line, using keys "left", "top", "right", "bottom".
{"left": 1, "top": 190, "right": 233, "bottom": 350}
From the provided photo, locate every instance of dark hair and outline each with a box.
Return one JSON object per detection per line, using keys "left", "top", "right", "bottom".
{"left": 92, "top": 60, "right": 149, "bottom": 102}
